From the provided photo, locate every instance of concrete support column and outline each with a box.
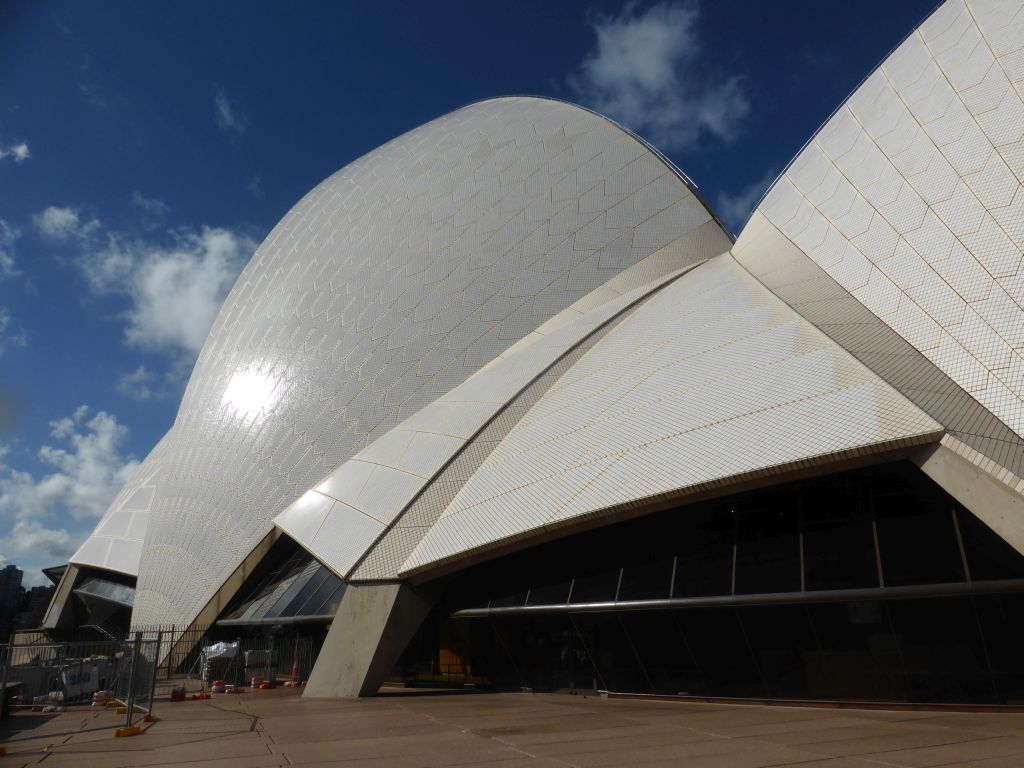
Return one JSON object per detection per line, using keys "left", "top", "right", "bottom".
{"left": 42, "top": 564, "right": 80, "bottom": 630}
{"left": 914, "top": 439, "right": 1024, "bottom": 558}
{"left": 303, "top": 581, "right": 432, "bottom": 698}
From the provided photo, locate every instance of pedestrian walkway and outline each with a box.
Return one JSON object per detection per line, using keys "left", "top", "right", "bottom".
{"left": 4, "top": 686, "right": 1024, "bottom": 767}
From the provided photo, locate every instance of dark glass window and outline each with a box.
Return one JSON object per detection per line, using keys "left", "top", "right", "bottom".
{"left": 573, "top": 613, "right": 649, "bottom": 693}
{"left": 490, "top": 615, "right": 577, "bottom": 692}
{"left": 74, "top": 577, "right": 135, "bottom": 607}
{"left": 279, "top": 565, "right": 331, "bottom": 617}
{"left": 874, "top": 485, "right": 964, "bottom": 586}
{"left": 569, "top": 568, "right": 621, "bottom": 604}
{"left": 886, "top": 597, "right": 993, "bottom": 703}
{"left": 459, "top": 619, "right": 510, "bottom": 689}
{"left": 803, "top": 484, "right": 877, "bottom": 591}
{"left": 738, "top": 605, "right": 821, "bottom": 699}
{"left": 471, "top": 619, "right": 524, "bottom": 689}
{"left": 618, "top": 557, "right": 673, "bottom": 601}
{"left": 675, "top": 509, "right": 734, "bottom": 597}
{"left": 313, "top": 582, "right": 346, "bottom": 616}
{"left": 440, "top": 462, "right": 1024, "bottom": 705}
{"left": 974, "top": 594, "right": 1024, "bottom": 703}
{"left": 957, "top": 508, "right": 1024, "bottom": 582}
{"left": 619, "top": 611, "right": 697, "bottom": 695}
{"left": 676, "top": 608, "right": 765, "bottom": 698}
{"left": 734, "top": 506, "right": 800, "bottom": 594}
{"left": 296, "top": 568, "right": 343, "bottom": 615}
{"left": 221, "top": 540, "right": 345, "bottom": 623}
{"left": 225, "top": 549, "right": 305, "bottom": 620}
{"left": 489, "top": 591, "right": 528, "bottom": 608}
{"left": 805, "top": 601, "right": 905, "bottom": 700}
{"left": 526, "top": 581, "right": 571, "bottom": 606}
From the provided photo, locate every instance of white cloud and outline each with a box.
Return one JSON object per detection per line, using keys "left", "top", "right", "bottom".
{"left": 32, "top": 206, "right": 100, "bottom": 242}
{"left": 0, "top": 252, "right": 14, "bottom": 279}
{"left": 247, "top": 174, "right": 263, "bottom": 198}
{"left": 715, "top": 168, "right": 778, "bottom": 234}
{"left": 78, "top": 55, "right": 113, "bottom": 110}
{"left": 130, "top": 191, "right": 169, "bottom": 218}
{"left": 78, "top": 82, "right": 108, "bottom": 109}
{"left": 0, "top": 387, "right": 17, "bottom": 433}
{"left": 0, "top": 307, "right": 28, "bottom": 358}
{"left": 35, "top": 406, "right": 139, "bottom": 520}
{"left": 51, "top": 9, "right": 73, "bottom": 36}
{"left": 82, "top": 226, "right": 255, "bottom": 355}
{"left": 0, "top": 225, "right": 28, "bottom": 358}
{"left": 0, "top": 219, "right": 20, "bottom": 278}
{"left": 0, "top": 520, "right": 73, "bottom": 563}
{"left": 569, "top": 1, "right": 750, "bottom": 153}
{"left": 76, "top": 231, "right": 135, "bottom": 291}
{"left": 0, "top": 224, "right": 26, "bottom": 358}
{"left": 32, "top": 205, "right": 255, "bottom": 358}
{"left": 0, "top": 142, "right": 30, "bottom": 164}
{"left": 117, "top": 365, "right": 165, "bottom": 401}
{"left": 131, "top": 191, "right": 170, "bottom": 231}
{"left": 0, "top": 406, "right": 139, "bottom": 573}
{"left": 214, "top": 89, "right": 248, "bottom": 136}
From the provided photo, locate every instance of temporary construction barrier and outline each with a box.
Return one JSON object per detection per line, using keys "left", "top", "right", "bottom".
{"left": 114, "top": 632, "right": 162, "bottom": 731}
{"left": 200, "top": 642, "right": 237, "bottom": 684}
{"left": 1, "top": 625, "right": 324, "bottom": 726}
{"left": 0, "top": 638, "right": 131, "bottom": 713}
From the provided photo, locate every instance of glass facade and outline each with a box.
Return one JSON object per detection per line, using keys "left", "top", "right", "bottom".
{"left": 396, "top": 462, "right": 1024, "bottom": 704}
{"left": 70, "top": 571, "right": 136, "bottom": 635}
{"left": 219, "top": 538, "right": 345, "bottom": 626}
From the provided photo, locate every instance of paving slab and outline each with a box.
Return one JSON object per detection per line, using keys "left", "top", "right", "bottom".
{"left": 4, "top": 689, "right": 1024, "bottom": 767}
{"left": 481, "top": 721, "right": 697, "bottom": 748}
{"left": 527, "top": 728, "right": 726, "bottom": 757}
{"left": 798, "top": 730, "right": 1000, "bottom": 758}
{"left": 949, "top": 757, "right": 1024, "bottom": 768}
{"left": 553, "top": 737, "right": 819, "bottom": 767}
{"left": 851, "top": 734, "right": 1024, "bottom": 767}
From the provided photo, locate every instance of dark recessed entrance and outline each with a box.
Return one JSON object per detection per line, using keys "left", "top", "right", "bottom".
{"left": 391, "top": 461, "right": 1024, "bottom": 705}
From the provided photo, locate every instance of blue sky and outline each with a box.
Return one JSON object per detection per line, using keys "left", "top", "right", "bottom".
{"left": 0, "top": 0, "right": 936, "bottom": 583}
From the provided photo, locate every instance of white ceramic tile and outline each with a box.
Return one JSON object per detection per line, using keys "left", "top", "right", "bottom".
{"left": 121, "top": 97, "right": 732, "bottom": 630}
{"left": 401, "top": 254, "right": 941, "bottom": 575}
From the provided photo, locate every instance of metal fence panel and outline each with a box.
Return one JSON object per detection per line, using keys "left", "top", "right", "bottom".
{"left": 1, "top": 639, "right": 129, "bottom": 713}
{"left": 1, "top": 624, "right": 329, "bottom": 720}
{"left": 116, "top": 634, "right": 162, "bottom": 727}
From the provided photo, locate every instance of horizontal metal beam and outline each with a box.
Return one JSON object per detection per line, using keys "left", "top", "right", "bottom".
{"left": 451, "top": 579, "right": 1024, "bottom": 618}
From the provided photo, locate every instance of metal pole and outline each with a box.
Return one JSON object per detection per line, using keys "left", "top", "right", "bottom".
{"left": 0, "top": 636, "right": 13, "bottom": 719}
{"left": 268, "top": 635, "right": 275, "bottom": 683}
{"left": 57, "top": 643, "right": 66, "bottom": 709}
{"left": 124, "top": 632, "right": 141, "bottom": 728}
{"left": 167, "top": 626, "right": 175, "bottom": 680}
{"left": 148, "top": 632, "right": 162, "bottom": 719}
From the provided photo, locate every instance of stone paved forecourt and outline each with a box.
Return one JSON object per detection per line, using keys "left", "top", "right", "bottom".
{"left": 7, "top": 688, "right": 1024, "bottom": 768}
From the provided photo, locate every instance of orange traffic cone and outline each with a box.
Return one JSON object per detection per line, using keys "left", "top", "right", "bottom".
{"left": 291, "top": 653, "right": 299, "bottom": 685}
